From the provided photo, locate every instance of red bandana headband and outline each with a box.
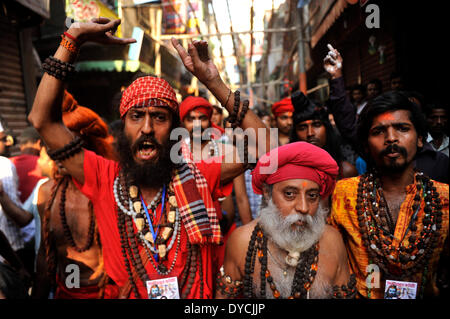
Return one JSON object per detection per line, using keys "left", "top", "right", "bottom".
{"left": 119, "top": 76, "right": 179, "bottom": 118}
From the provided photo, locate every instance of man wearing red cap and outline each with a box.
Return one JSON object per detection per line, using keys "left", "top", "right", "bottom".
{"left": 28, "top": 18, "right": 270, "bottom": 299}
{"left": 179, "top": 95, "right": 235, "bottom": 264}
{"left": 271, "top": 97, "right": 294, "bottom": 146}
{"left": 179, "top": 96, "right": 225, "bottom": 157}
{"left": 216, "top": 142, "right": 356, "bottom": 299}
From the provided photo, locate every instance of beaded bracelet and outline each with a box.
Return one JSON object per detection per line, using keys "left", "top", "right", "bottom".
{"left": 215, "top": 265, "right": 243, "bottom": 298}
{"left": 237, "top": 99, "right": 250, "bottom": 126}
{"left": 332, "top": 274, "right": 357, "bottom": 299}
{"left": 42, "top": 56, "right": 76, "bottom": 81}
{"left": 47, "top": 136, "right": 84, "bottom": 161}
{"left": 60, "top": 34, "right": 79, "bottom": 55}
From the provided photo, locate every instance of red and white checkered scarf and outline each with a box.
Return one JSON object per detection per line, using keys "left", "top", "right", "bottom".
{"left": 171, "top": 141, "right": 223, "bottom": 245}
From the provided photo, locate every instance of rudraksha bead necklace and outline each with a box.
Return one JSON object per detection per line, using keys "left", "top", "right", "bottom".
{"left": 356, "top": 170, "right": 443, "bottom": 296}
{"left": 114, "top": 171, "right": 202, "bottom": 298}
{"left": 243, "top": 223, "right": 319, "bottom": 299}
{"left": 59, "top": 176, "right": 96, "bottom": 253}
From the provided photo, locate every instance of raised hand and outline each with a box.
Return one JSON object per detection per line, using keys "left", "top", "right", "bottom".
{"left": 323, "top": 44, "right": 343, "bottom": 79}
{"left": 67, "top": 18, "right": 136, "bottom": 46}
{"left": 171, "top": 38, "right": 221, "bottom": 88}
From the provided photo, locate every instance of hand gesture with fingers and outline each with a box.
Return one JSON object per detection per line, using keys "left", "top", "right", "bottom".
{"left": 171, "top": 38, "right": 221, "bottom": 88}
{"left": 67, "top": 18, "right": 136, "bottom": 46}
{"left": 323, "top": 44, "right": 343, "bottom": 79}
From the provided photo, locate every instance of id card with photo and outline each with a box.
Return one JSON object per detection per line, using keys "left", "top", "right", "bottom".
{"left": 384, "top": 280, "right": 417, "bottom": 299}
{"left": 146, "top": 276, "right": 180, "bottom": 299}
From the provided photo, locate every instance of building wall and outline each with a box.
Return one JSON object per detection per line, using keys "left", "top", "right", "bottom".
{"left": 307, "top": 2, "right": 397, "bottom": 94}
{"left": 0, "top": 19, "right": 29, "bottom": 155}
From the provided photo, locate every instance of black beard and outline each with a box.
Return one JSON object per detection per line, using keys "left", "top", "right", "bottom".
{"left": 377, "top": 143, "right": 409, "bottom": 173}
{"left": 115, "top": 129, "right": 175, "bottom": 188}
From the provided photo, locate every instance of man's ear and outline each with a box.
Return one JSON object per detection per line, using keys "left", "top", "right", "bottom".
{"left": 417, "top": 135, "right": 423, "bottom": 148}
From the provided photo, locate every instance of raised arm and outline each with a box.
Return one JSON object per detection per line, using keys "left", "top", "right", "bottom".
{"left": 324, "top": 44, "right": 358, "bottom": 146}
{"left": 171, "top": 39, "right": 271, "bottom": 184}
{"left": 28, "top": 18, "right": 135, "bottom": 184}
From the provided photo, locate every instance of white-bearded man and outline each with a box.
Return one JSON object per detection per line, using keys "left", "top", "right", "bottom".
{"left": 216, "top": 141, "right": 356, "bottom": 299}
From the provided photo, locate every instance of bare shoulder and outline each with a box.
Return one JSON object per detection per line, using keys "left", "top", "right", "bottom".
{"left": 227, "top": 219, "right": 257, "bottom": 248}
{"left": 37, "top": 179, "right": 56, "bottom": 217}
{"left": 319, "top": 225, "right": 350, "bottom": 286}
{"left": 320, "top": 225, "right": 347, "bottom": 257}
{"left": 39, "top": 179, "right": 55, "bottom": 199}
{"left": 225, "top": 220, "right": 257, "bottom": 263}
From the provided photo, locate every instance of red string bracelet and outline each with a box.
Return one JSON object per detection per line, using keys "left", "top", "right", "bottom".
{"left": 63, "top": 32, "right": 78, "bottom": 44}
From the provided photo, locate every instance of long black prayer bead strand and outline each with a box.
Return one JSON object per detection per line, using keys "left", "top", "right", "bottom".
{"left": 243, "top": 225, "right": 258, "bottom": 298}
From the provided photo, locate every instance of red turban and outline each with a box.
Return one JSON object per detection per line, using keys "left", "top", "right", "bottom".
{"left": 119, "top": 76, "right": 178, "bottom": 118}
{"left": 179, "top": 96, "right": 212, "bottom": 122}
{"left": 180, "top": 96, "right": 225, "bottom": 136}
{"left": 272, "top": 97, "right": 294, "bottom": 117}
{"left": 252, "top": 141, "right": 338, "bottom": 198}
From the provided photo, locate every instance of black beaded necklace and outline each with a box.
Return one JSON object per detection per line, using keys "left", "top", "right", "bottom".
{"left": 59, "top": 176, "right": 96, "bottom": 253}
{"left": 243, "top": 223, "right": 319, "bottom": 299}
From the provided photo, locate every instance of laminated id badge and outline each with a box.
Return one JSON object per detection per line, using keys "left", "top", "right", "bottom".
{"left": 384, "top": 280, "right": 417, "bottom": 299}
{"left": 146, "top": 276, "right": 180, "bottom": 299}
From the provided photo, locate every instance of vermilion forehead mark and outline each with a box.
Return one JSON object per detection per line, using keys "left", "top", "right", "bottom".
{"left": 377, "top": 112, "right": 395, "bottom": 122}
{"left": 302, "top": 181, "right": 308, "bottom": 188}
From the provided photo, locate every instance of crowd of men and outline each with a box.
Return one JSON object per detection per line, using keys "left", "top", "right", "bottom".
{"left": 0, "top": 18, "right": 448, "bottom": 300}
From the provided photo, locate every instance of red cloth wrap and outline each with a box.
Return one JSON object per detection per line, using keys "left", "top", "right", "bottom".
{"left": 271, "top": 97, "right": 294, "bottom": 117}
{"left": 54, "top": 276, "right": 119, "bottom": 299}
{"left": 252, "top": 141, "right": 339, "bottom": 198}
{"left": 179, "top": 96, "right": 225, "bottom": 136}
{"left": 179, "top": 96, "right": 212, "bottom": 121}
{"left": 119, "top": 76, "right": 178, "bottom": 118}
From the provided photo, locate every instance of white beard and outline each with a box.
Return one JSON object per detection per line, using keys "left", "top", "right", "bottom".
{"left": 258, "top": 198, "right": 328, "bottom": 254}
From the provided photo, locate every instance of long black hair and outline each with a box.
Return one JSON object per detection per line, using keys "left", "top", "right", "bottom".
{"left": 356, "top": 90, "right": 428, "bottom": 162}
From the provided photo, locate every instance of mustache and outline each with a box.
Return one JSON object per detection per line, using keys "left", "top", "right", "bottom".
{"left": 131, "top": 134, "right": 162, "bottom": 153}
{"left": 283, "top": 211, "right": 312, "bottom": 227}
{"left": 306, "top": 137, "right": 320, "bottom": 145}
{"left": 380, "top": 143, "right": 407, "bottom": 158}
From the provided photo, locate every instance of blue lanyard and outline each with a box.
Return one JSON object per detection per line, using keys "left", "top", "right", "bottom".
{"left": 140, "top": 185, "right": 166, "bottom": 262}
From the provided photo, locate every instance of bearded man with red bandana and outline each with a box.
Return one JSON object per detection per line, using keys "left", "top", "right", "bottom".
{"left": 28, "top": 18, "right": 270, "bottom": 299}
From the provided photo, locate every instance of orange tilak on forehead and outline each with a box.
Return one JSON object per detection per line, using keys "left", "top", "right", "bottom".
{"left": 302, "top": 181, "right": 308, "bottom": 188}
{"left": 377, "top": 112, "right": 396, "bottom": 122}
